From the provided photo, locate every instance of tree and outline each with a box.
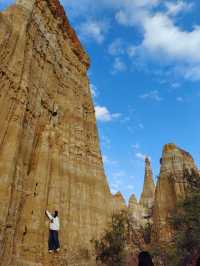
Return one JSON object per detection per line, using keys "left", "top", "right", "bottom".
{"left": 93, "top": 211, "right": 128, "bottom": 266}
{"left": 93, "top": 210, "right": 148, "bottom": 266}
{"left": 168, "top": 171, "right": 200, "bottom": 265}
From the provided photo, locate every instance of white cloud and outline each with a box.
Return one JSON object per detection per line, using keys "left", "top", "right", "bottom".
{"left": 116, "top": 2, "right": 200, "bottom": 65}
{"left": 95, "top": 105, "right": 121, "bottom": 122}
{"left": 113, "top": 0, "right": 200, "bottom": 80}
{"left": 112, "top": 57, "right": 127, "bottom": 73}
{"left": 78, "top": 20, "right": 108, "bottom": 44}
{"left": 63, "top": 0, "right": 200, "bottom": 80}
{"left": 165, "top": 1, "right": 193, "bottom": 16}
{"left": 135, "top": 152, "right": 147, "bottom": 161}
{"left": 140, "top": 90, "right": 163, "bottom": 101}
{"left": 135, "top": 152, "right": 151, "bottom": 161}
{"left": 142, "top": 13, "right": 200, "bottom": 64}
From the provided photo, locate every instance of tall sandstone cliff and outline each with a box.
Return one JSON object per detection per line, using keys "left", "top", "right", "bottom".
{"left": 0, "top": 0, "right": 114, "bottom": 265}
{"left": 153, "top": 143, "right": 199, "bottom": 243}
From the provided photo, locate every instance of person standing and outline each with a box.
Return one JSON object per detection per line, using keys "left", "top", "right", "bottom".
{"left": 138, "top": 251, "right": 154, "bottom": 266}
{"left": 45, "top": 210, "right": 60, "bottom": 253}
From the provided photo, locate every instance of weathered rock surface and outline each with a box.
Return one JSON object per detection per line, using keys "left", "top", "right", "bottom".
{"left": 153, "top": 143, "right": 199, "bottom": 243}
{"left": 128, "top": 193, "right": 137, "bottom": 210}
{"left": 112, "top": 192, "right": 127, "bottom": 212}
{"left": 0, "top": 1, "right": 114, "bottom": 265}
{"left": 128, "top": 158, "right": 155, "bottom": 229}
{"left": 140, "top": 157, "right": 155, "bottom": 210}
{"left": 128, "top": 193, "right": 145, "bottom": 227}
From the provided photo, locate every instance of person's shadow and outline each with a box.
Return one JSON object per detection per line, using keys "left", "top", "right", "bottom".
{"left": 138, "top": 251, "right": 154, "bottom": 266}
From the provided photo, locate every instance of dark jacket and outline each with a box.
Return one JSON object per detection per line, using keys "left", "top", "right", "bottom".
{"left": 138, "top": 252, "right": 154, "bottom": 266}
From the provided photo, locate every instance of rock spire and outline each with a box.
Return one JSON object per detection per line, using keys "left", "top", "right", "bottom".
{"left": 139, "top": 157, "right": 155, "bottom": 210}
{"left": 113, "top": 191, "right": 127, "bottom": 211}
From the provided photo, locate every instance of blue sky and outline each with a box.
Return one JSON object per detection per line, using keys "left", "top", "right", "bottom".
{"left": 1, "top": 0, "right": 200, "bottom": 202}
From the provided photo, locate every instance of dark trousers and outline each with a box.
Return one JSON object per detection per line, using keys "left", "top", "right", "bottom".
{"left": 48, "top": 230, "right": 60, "bottom": 251}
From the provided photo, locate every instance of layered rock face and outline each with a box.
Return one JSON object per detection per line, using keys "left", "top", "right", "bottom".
{"left": 153, "top": 143, "right": 199, "bottom": 243}
{"left": 0, "top": 1, "right": 113, "bottom": 265}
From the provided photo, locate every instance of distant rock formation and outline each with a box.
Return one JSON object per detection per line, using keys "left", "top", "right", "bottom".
{"left": 140, "top": 157, "right": 155, "bottom": 216}
{"left": 128, "top": 193, "right": 144, "bottom": 227}
{"left": 153, "top": 143, "right": 199, "bottom": 243}
{"left": 113, "top": 192, "right": 127, "bottom": 212}
{"left": 128, "top": 193, "right": 138, "bottom": 212}
{"left": 0, "top": 0, "right": 114, "bottom": 265}
{"left": 128, "top": 158, "right": 155, "bottom": 230}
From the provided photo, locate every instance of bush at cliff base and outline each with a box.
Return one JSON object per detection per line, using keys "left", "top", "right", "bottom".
{"left": 92, "top": 210, "right": 148, "bottom": 266}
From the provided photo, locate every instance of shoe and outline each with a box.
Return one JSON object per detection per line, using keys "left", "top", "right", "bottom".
{"left": 48, "top": 250, "right": 53, "bottom": 253}
{"left": 56, "top": 248, "right": 60, "bottom": 252}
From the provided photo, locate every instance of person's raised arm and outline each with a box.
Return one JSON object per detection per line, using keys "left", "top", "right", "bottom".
{"left": 45, "top": 210, "right": 53, "bottom": 221}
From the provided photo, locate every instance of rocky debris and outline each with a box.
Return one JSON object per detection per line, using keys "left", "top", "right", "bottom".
{"left": 153, "top": 143, "right": 199, "bottom": 243}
